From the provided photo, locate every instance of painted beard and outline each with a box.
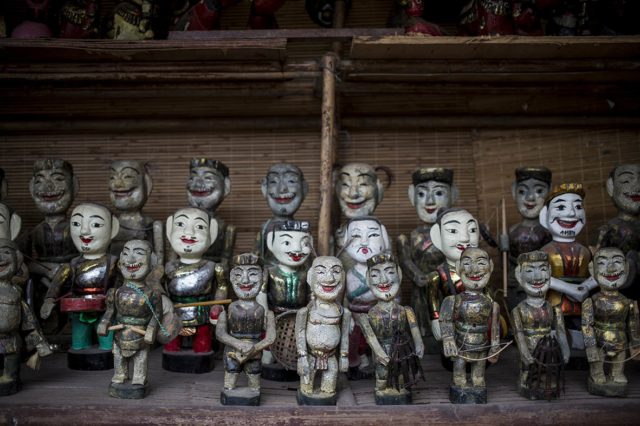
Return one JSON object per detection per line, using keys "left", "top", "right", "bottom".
{"left": 187, "top": 186, "right": 223, "bottom": 211}
{"left": 315, "top": 281, "right": 340, "bottom": 300}
{"left": 110, "top": 186, "right": 146, "bottom": 211}
{"left": 234, "top": 282, "right": 260, "bottom": 299}
{"left": 371, "top": 282, "right": 398, "bottom": 300}
{"left": 598, "top": 270, "right": 625, "bottom": 290}
{"left": 462, "top": 271, "right": 489, "bottom": 291}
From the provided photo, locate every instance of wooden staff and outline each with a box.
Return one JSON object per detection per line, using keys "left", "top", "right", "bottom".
{"left": 172, "top": 299, "right": 232, "bottom": 309}
{"left": 108, "top": 324, "right": 146, "bottom": 336}
{"left": 502, "top": 197, "right": 508, "bottom": 297}
{"left": 332, "top": 1, "right": 346, "bottom": 56}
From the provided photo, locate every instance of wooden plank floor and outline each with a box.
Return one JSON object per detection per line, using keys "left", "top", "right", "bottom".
{"left": 1, "top": 347, "right": 640, "bottom": 425}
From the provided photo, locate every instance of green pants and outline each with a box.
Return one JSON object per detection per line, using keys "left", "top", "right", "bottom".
{"left": 71, "top": 314, "right": 114, "bottom": 350}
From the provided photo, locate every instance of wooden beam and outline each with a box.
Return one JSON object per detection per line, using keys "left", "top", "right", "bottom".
{"left": 166, "top": 28, "right": 397, "bottom": 42}
{"left": 318, "top": 53, "right": 338, "bottom": 256}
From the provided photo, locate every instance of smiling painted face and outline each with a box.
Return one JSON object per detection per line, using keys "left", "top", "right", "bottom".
{"left": 70, "top": 203, "right": 119, "bottom": 257}
{"left": 120, "top": 240, "right": 153, "bottom": 281}
{"left": 336, "top": 163, "right": 383, "bottom": 219}
{"left": 516, "top": 252, "right": 551, "bottom": 297}
{"left": 167, "top": 207, "right": 217, "bottom": 261}
{"left": 589, "top": 248, "right": 629, "bottom": 291}
{"left": 0, "top": 239, "right": 21, "bottom": 281}
{"left": 542, "top": 193, "right": 585, "bottom": 241}
{"left": 262, "top": 163, "right": 307, "bottom": 217}
{"left": 457, "top": 248, "right": 493, "bottom": 291}
{"left": 267, "top": 229, "right": 312, "bottom": 268}
{"left": 30, "top": 160, "right": 79, "bottom": 216}
{"left": 186, "top": 160, "right": 231, "bottom": 212}
{"left": 411, "top": 181, "right": 455, "bottom": 224}
{"left": 608, "top": 164, "right": 640, "bottom": 217}
{"left": 344, "top": 218, "right": 389, "bottom": 264}
{"left": 513, "top": 178, "right": 550, "bottom": 220}
{"left": 0, "top": 203, "right": 21, "bottom": 241}
{"left": 109, "top": 160, "right": 151, "bottom": 212}
{"left": 308, "top": 256, "right": 344, "bottom": 302}
{"left": 366, "top": 258, "right": 401, "bottom": 302}
{"left": 230, "top": 264, "right": 263, "bottom": 300}
{"left": 431, "top": 209, "right": 480, "bottom": 263}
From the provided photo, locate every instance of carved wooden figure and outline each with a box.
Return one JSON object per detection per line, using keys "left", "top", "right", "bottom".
{"left": 0, "top": 239, "right": 54, "bottom": 396}
{"left": 216, "top": 254, "right": 276, "bottom": 406}
{"left": 397, "top": 167, "right": 456, "bottom": 337}
{"left": 394, "top": 0, "right": 444, "bottom": 35}
{"left": 512, "top": 251, "right": 569, "bottom": 400}
{"left": 343, "top": 216, "right": 393, "bottom": 378}
{"left": 163, "top": 207, "right": 229, "bottom": 374}
{"left": 41, "top": 202, "right": 120, "bottom": 370}
{"left": 441, "top": 247, "right": 501, "bottom": 404}
{"left": 172, "top": 0, "right": 289, "bottom": 32}
{"left": 582, "top": 247, "right": 640, "bottom": 397}
{"left": 109, "top": 0, "right": 155, "bottom": 40}
{"left": 592, "top": 164, "right": 640, "bottom": 301}
{"left": 0, "top": 203, "right": 28, "bottom": 290}
{"left": 58, "top": 0, "right": 101, "bottom": 38}
{"left": 11, "top": 0, "right": 53, "bottom": 38}
{"left": 504, "top": 167, "right": 553, "bottom": 312}
{"left": 458, "top": 0, "right": 515, "bottom": 36}
{"left": 252, "top": 163, "right": 308, "bottom": 266}
{"left": 98, "top": 240, "right": 164, "bottom": 399}
{"left": 296, "top": 256, "right": 351, "bottom": 406}
{"left": 358, "top": 254, "right": 424, "bottom": 405}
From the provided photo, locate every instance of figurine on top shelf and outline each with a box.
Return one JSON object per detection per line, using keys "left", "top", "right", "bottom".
{"left": 397, "top": 167, "right": 456, "bottom": 337}
{"left": 172, "top": 0, "right": 289, "bottom": 32}
{"left": 512, "top": 251, "right": 569, "bottom": 401}
{"left": 0, "top": 239, "right": 54, "bottom": 397}
{"left": 592, "top": 164, "right": 640, "bottom": 301}
{"left": 11, "top": 0, "right": 53, "bottom": 38}
{"left": 216, "top": 253, "right": 276, "bottom": 406}
{"left": 440, "top": 247, "right": 502, "bottom": 404}
{"left": 296, "top": 256, "right": 351, "bottom": 406}
{"left": 542, "top": 0, "right": 590, "bottom": 36}
{"left": 390, "top": 0, "right": 445, "bottom": 36}
{"left": 305, "top": 0, "right": 352, "bottom": 28}
{"left": 252, "top": 162, "right": 308, "bottom": 266}
{"left": 98, "top": 240, "right": 164, "bottom": 399}
{"left": 58, "top": 0, "right": 101, "bottom": 38}
{"left": 358, "top": 254, "right": 424, "bottom": 405}
{"left": 343, "top": 216, "right": 393, "bottom": 379}
{"left": 261, "top": 220, "right": 312, "bottom": 382}
{"left": 163, "top": 206, "right": 229, "bottom": 374}
{"left": 582, "top": 247, "right": 640, "bottom": 398}
{"left": 458, "top": 0, "right": 515, "bottom": 36}
{"left": 503, "top": 167, "right": 553, "bottom": 312}
{"left": 40, "top": 202, "right": 120, "bottom": 371}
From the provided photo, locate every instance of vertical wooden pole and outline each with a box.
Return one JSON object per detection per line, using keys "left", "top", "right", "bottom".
{"left": 318, "top": 53, "right": 338, "bottom": 257}
{"left": 332, "top": 1, "right": 346, "bottom": 56}
{"left": 502, "top": 197, "right": 508, "bottom": 297}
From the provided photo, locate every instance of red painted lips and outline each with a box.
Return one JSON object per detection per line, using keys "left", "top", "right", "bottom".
{"left": 125, "top": 265, "right": 140, "bottom": 272}
{"left": 80, "top": 237, "right": 93, "bottom": 244}
{"left": 113, "top": 190, "right": 131, "bottom": 198}
{"left": 322, "top": 286, "right": 336, "bottom": 292}
{"left": 604, "top": 274, "right": 621, "bottom": 281}
{"left": 469, "top": 276, "right": 483, "bottom": 281}
{"left": 557, "top": 219, "right": 578, "bottom": 229}
{"left": 289, "top": 253, "right": 303, "bottom": 262}
{"left": 181, "top": 238, "right": 197, "bottom": 244}
{"left": 239, "top": 285, "right": 254, "bottom": 291}
{"left": 273, "top": 196, "right": 293, "bottom": 204}
{"left": 629, "top": 195, "right": 640, "bottom": 202}
{"left": 525, "top": 204, "right": 536, "bottom": 210}
{"left": 378, "top": 285, "right": 391, "bottom": 291}
{"left": 347, "top": 202, "right": 363, "bottom": 209}
{"left": 190, "top": 190, "right": 211, "bottom": 197}
{"left": 40, "top": 193, "right": 62, "bottom": 201}
{"left": 361, "top": 248, "right": 369, "bottom": 255}
{"left": 426, "top": 208, "right": 436, "bottom": 214}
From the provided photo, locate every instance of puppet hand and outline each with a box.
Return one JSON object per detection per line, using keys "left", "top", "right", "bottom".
{"left": 431, "top": 320, "right": 442, "bottom": 341}
{"left": 443, "top": 337, "right": 457, "bottom": 358}
{"left": 40, "top": 298, "right": 55, "bottom": 320}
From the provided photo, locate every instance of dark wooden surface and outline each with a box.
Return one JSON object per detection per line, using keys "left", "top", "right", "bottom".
{"left": 1, "top": 346, "right": 639, "bottom": 425}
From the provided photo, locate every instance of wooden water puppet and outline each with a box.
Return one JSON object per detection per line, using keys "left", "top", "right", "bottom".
{"left": 172, "top": 0, "right": 289, "bottom": 32}
{"left": 11, "top": 0, "right": 53, "bottom": 38}
{"left": 512, "top": 251, "right": 569, "bottom": 400}
{"left": 216, "top": 254, "right": 276, "bottom": 406}
{"left": 261, "top": 220, "right": 312, "bottom": 382}
{"left": 440, "top": 247, "right": 503, "bottom": 404}
{"left": 0, "top": 239, "right": 54, "bottom": 396}
{"left": 397, "top": 167, "right": 456, "bottom": 337}
{"left": 358, "top": 254, "right": 424, "bottom": 405}
{"left": 0, "top": 202, "right": 29, "bottom": 290}
{"left": 58, "top": 0, "right": 101, "bottom": 38}
{"left": 252, "top": 163, "right": 308, "bottom": 266}
{"left": 163, "top": 206, "right": 229, "bottom": 374}
{"left": 393, "top": 0, "right": 444, "bottom": 35}
{"left": 582, "top": 247, "right": 640, "bottom": 397}
{"left": 40, "top": 202, "right": 120, "bottom": 371}
{"left": 98, "top": 240, "right": 164, "bottom": 399}
{"left": 296, "top": 256, "right": 351, "bottom": 406}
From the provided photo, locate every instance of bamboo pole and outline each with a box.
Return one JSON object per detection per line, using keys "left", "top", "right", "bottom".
{"left": 502, "top": 197, "right": 508, "bottom": 297}
{"left": 318, "top": 53, "right": 338, "bottom": 256}
{"left": 332, "top": 1, "right": 347, "bottom": 57}
{"left": 173, "top": 299, "right": 232, "bottom": 309}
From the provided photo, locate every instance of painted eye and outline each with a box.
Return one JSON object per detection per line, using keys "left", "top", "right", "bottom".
{"left": 435, "top": 191, "right": 444, "bottom": 196}
{"left": 359, "top": 183, "right": 369, "bottom": 187}
{"left": 125, "top": 175, "right": 133, "bottom": 179}
{"left": 556, "top": 205, "right": 566, "bottom": 211}
{"left": 575, "top": 204, "right": 583, "bottom": 210}
{"left": 175, "top": 221, "right": 185, "bottom": 227}
{"left": 470, "top": 228, "right": 478, "bottom": 233}
{"left": 342, "top": 183, "right": 349, "bottom": 187}
{"left": 388, "top": 270, "right": 395, "bottom": 275}
{"left": 91, "top": 223, "right": 104, "bottom": 228}
{"left": 55, "top": 178, "right": 64, "bottom": 182}
{"left": 418, "top": 192, "right": 425, "bottom": 198}
{"left": 196, "top": 224, "right": 206, "bottom": 230}
{"left": 519, "top": 190, "right": 526, "bottom": 195}
{"left": 284, "top": 241, "right": 290, "bottom": 246}
{"left": 446, "top": 229, "right": 458, "bottom": 234}
{"left": 369, "top": 233, "right": 380, "bottom": 238}
{"left": 72, "top": 221, "right": 81, "bottom": 227}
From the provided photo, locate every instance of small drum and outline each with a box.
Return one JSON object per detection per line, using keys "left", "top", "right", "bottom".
{"left": 156, "top": 310, "right": 183, "bottom": 345}
{"left": 270, "top": 311, "right": 298, "bottom": 370}
{"left": 60, "top": 296, "right": 106, "bottom": 313}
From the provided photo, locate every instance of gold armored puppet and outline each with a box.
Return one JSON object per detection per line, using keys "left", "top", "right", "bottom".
{"left": 358, "top": 254, "right": 425, "bottom": 405}
{"left": 0, "top": 239, "right": 54, "bottom": 397}
{"left": 441, "top": 247, "right": 502, "bottom": 404}
{"left": 98, "top": 240, "right": 164, "bottom": 399}
{"left": 216, "top": 254, "right": 276, "bottom": 406}
{"left": 296, "top": 256, "right": 351, "bottom": 406}
{"left": 512, "top": 251, "right": 569, "bottom": 400}
{"left": 396, "top": 167, "right": 455, "bottom": 337}
{"left": 582, "top": 247, "right": 640, "bottom": 397}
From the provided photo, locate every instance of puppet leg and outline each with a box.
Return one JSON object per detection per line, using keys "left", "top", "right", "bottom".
{"left": 321, "top": 356, "right": 338, "bottom": 394}
{"left": 610, "top": 351, "right": 627, "bottom": 384}
{"left": 193, "top": 324, "right": 212, "bottom": 353}
{"left": 112, "top": 344, "right": 128, "bottom": 384}
{"left": 452, "top": 357, "right": 467, "bottom": 387}
{"left": 300, "top": 355, "right": 317, "bottom": 395}
{"left": 590, "top": 359, "right": 606, "bottom": 384}
{"left": 471, "top": 357, "right": 487, "bottom": 387}
{"left": 132, "top": 346, "right": 150, "bottom": 385}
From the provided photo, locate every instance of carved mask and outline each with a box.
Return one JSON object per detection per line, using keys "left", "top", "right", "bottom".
{"left": 344, "top": 218, "right": 390, "bottom": 264}
{"left": 366, "top": 260, "right": 401, "bottom": 302}
{"left": 540, "top": 193, "right": 585, "bottom": 242}
{"left": 166, "top": 207, "right": 218, "bottom": 262}
{"left": 120, "top": 240, "right": 153, "bottom": 281}
{"left": 607, "top": 164, "right": 640, "bottom": 217}
{"left": 456, "top": 248, "right": 493, "bottom": 291}
{"left": 589, "top": 247, "right": 629, "bottom": 291}
{"left": 336, "top": 163, "right": 383, "bottom": 219}
{"left": 431, "top": 209, "right": 480, "bottom": 264}
{"left": 308, "top": 256, "right": 345, "bottom": 302}
{"left": 266, "top": 230, "right": 312, "bottom": 269}
{"left": 0, "top": 239, "right": 22, "bottom": 281}
{"left": 230, "top": 264, "right": 263, "bottom": 300}
{"left": 262, "top": 163, "right": 307, "bottom": 217}
{"left": 0, "top": 204, "right": 21, "bottom": 241}
{"left": 109, "top": 160, "right": 152, "bottom": 213}
{"left": 70, "top": 203, "right": 120, "bottom": 257}
{"left": 512, "top": 177, "right": 550, "bottom": 220}
{"left": 516, "top": 259, "right": 551, "bottom": 297}
{"left": 410, "top": 180, "right": 456, "bottom": 224}
{"left": 30, "top": 165, "right": 79, "bottom": 216}
{"left": 186, "top": 164, "right": 231, "bottom": 212}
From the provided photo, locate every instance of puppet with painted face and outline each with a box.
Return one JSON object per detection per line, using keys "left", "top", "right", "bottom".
{"left": 343, "top": 216, "right": 394, "bottom": 375}
{"left": 216, "top": 254, "right": 276, "bottom": 406}
{"left": 397, "top": 167, "right": 456, "bottom": 336}
{"left": 109, "top": 160, "right": 164, "bottom": 266}
{"left": 41, "top": 202, "right": 120, "bottom": 370}
{"left": 582, "top": 247, "right": 640, "bottom": 397}
{"left": 505, "top": 167, "right": 553, "bottom": 311}
{"left": 295, "top": 256, "right": 351, "bottom": 406}
{"left": 358, "top": 254, "right": 424, "bottom": 405}
{"left": 391, "top": 0, "right": 445, "bottom": 35}
{"left": 440, "top": 247, "right": 501, "bottom": 404}
{"left": 592, "top": 164, "right": 640, "bottom": 301}
{"left": 58, "top": 0, "right": 100, "bottom": 39}
{"left": 540, "top": 183, "right": 597, "bottom": 363}
{"left": 0, "top": 168, "right": 6, "bottom": 201}
{"left": 184, "top": 158, "right": 235, "bottom": 265}
{"left": 512, "top": 251, "right": 569, "bottom": 400}
{"left": 252, "top": 163, "right": 308, "bottom": 265}
{"left": 97, "top": 240, "right": 163, "bottom": 399}
{"left": 0, "top": 239, "right": 54, "bottom": 396}
{"left": 164, "top": 207, "right": 229, "bottom": 374}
